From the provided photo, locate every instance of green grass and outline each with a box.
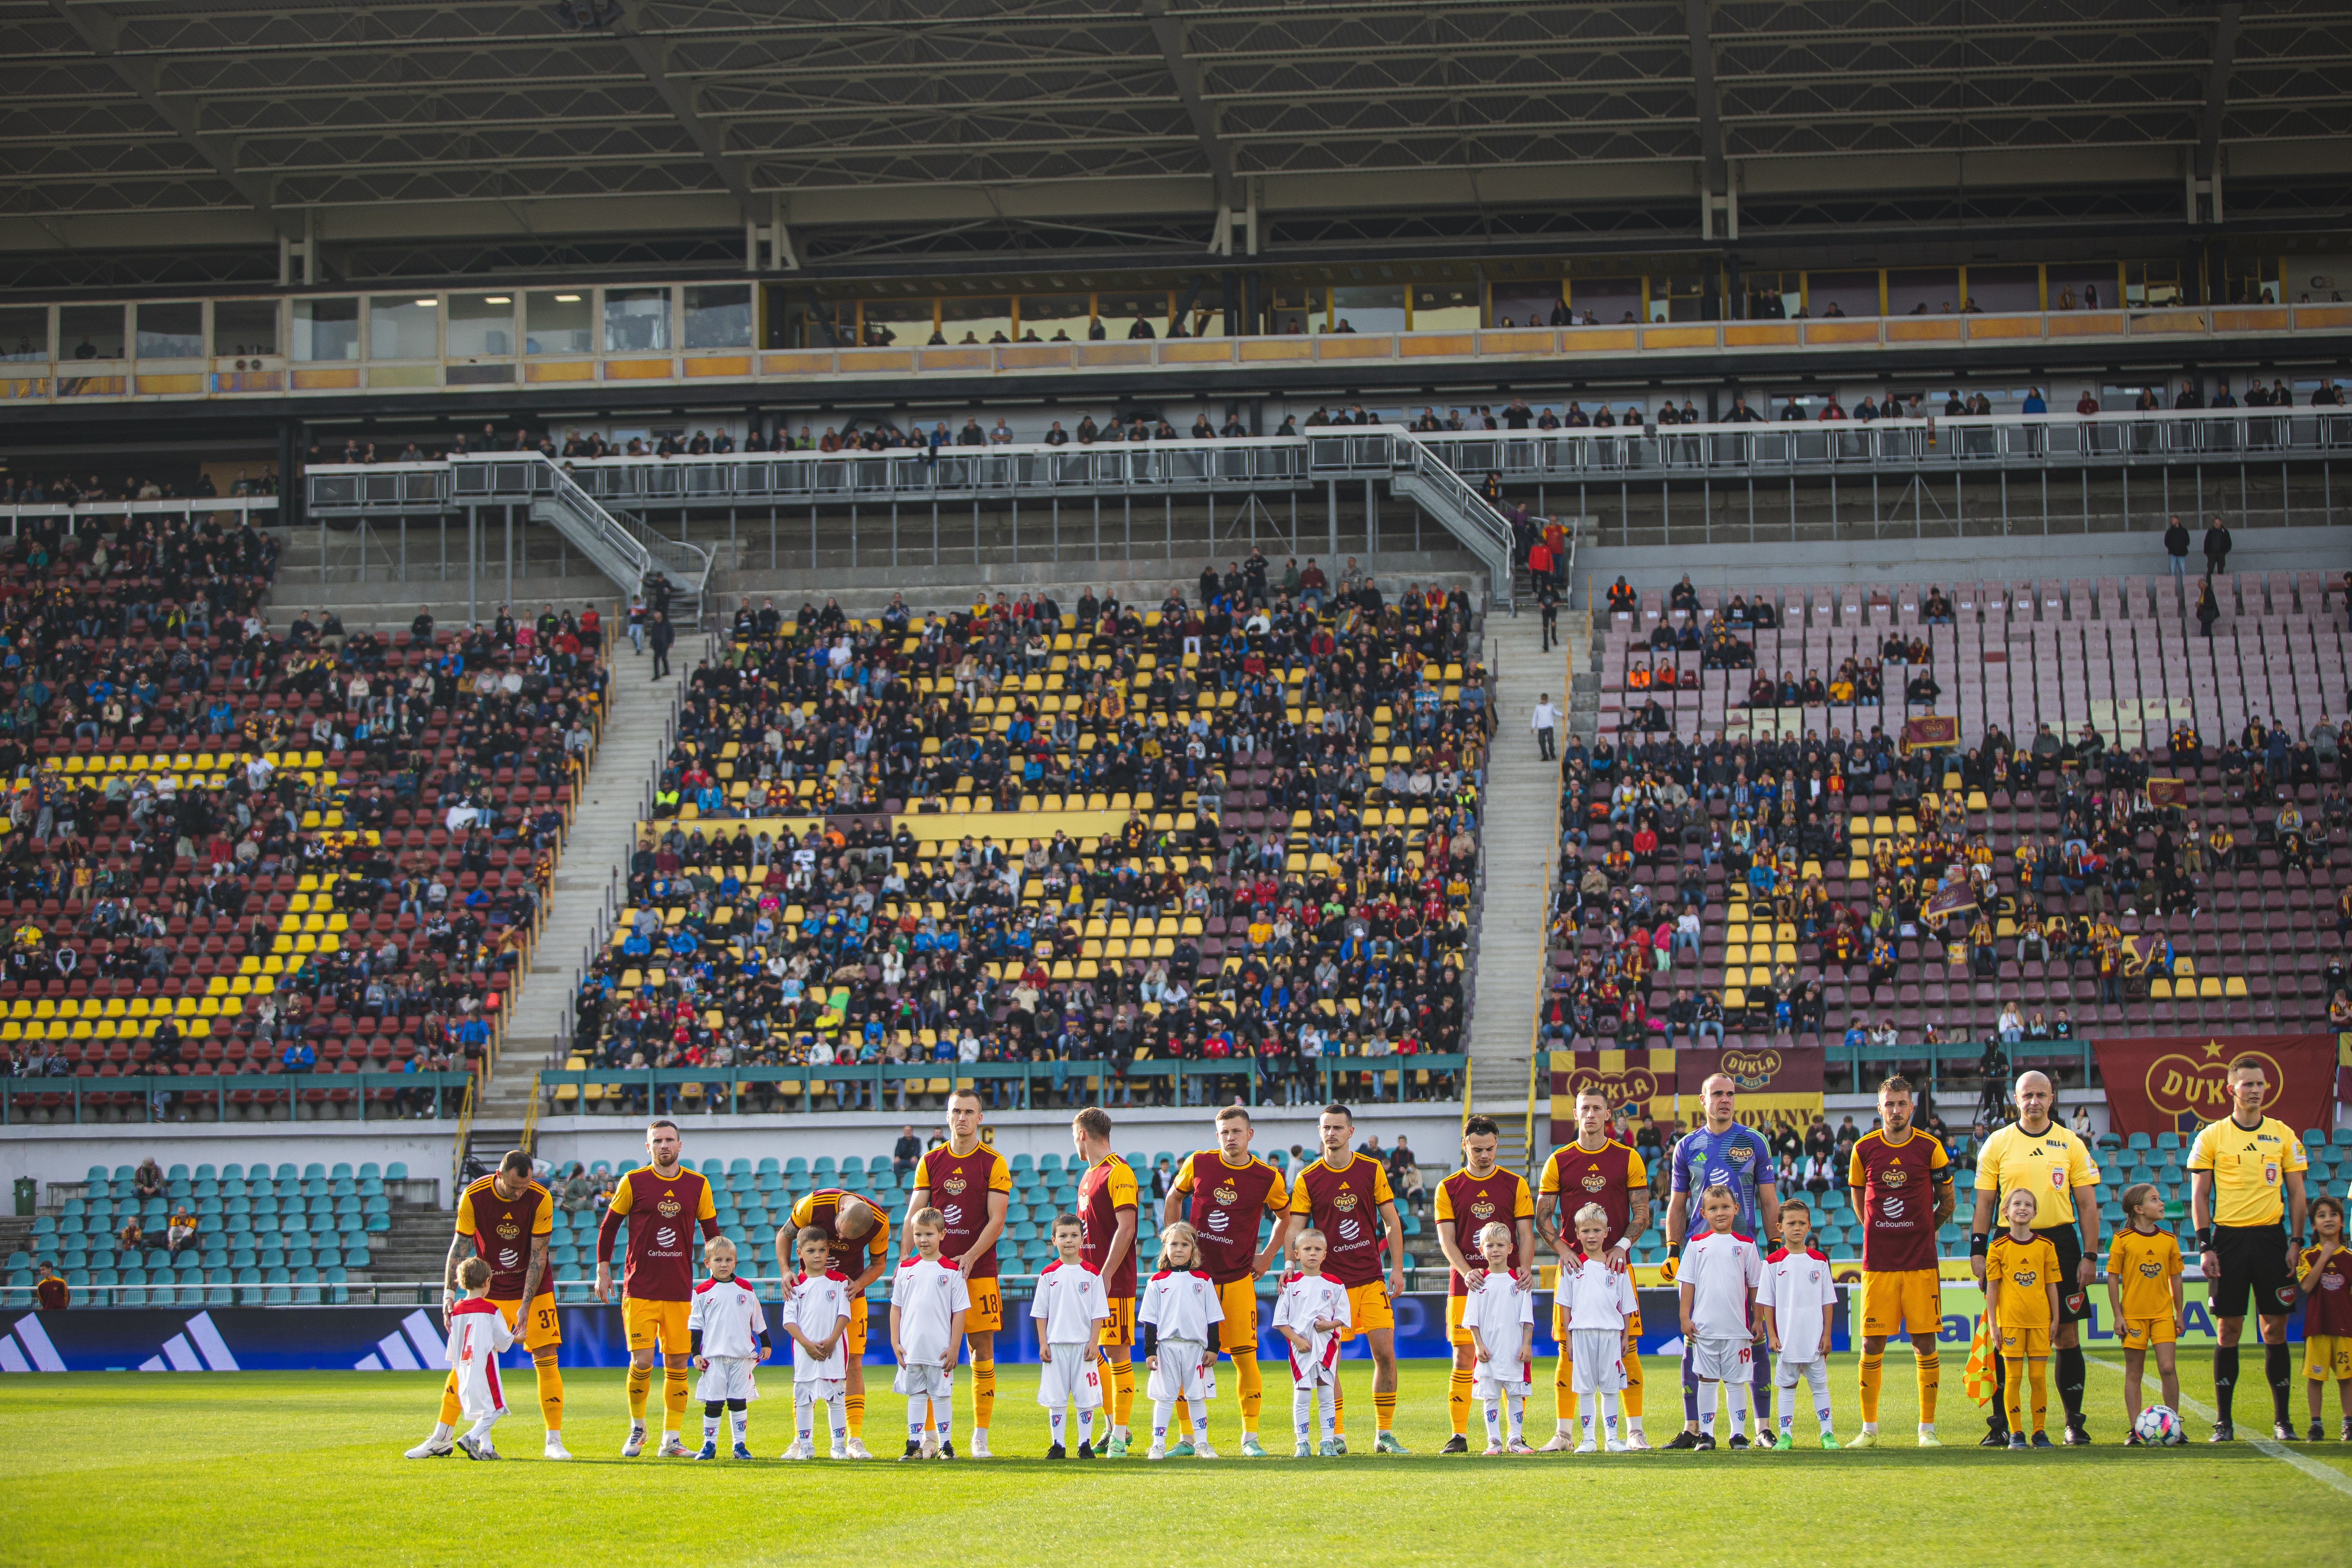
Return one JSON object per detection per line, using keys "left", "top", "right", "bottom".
{"left": 4, "top": 1356, "right": 2346, "bottom": 1567}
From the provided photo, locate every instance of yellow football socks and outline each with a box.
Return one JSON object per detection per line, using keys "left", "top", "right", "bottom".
{"left": 1623, "top": 1351, "right": 1644, "bottom": 1418}
{"left": 437, "top": 1377, "right": 463, "bottom": 1429}
{"left": 534, "top": 1350, "right": 564, "bottom": 1433}
{"left": 625, "top": 1364, "right": 651, "bottom": 1423}
{"left": 971, "top": 1357, "right": 995, "bottom": 1435}
{"left": 1237, "top": 1356, "right": 1263, "bottom": 1435}
{"left": 1916, "top": 1348, "right": 1941, "bottom": 1423}
{"left": 1374, "top": 1389, "right": 1396, "bottom": 1433}
{"left": 845, "top": 1392, "right": 864, "bottom": 1439}
{"left": 662, "top": 1365, "right": 690, "bottom": 1429}
{"left": 1860, "top": 1351, "right": 1885, "bottom": 1423}
{"left": 1449, "top": 1365, "right": 1475, "bottom": 1436}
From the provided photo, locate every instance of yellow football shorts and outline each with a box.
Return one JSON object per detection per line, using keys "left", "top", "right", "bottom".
{"left": 490, "top": 1293, "right": 561, "bottom": 1352}
{"left": 2116, "top": 1316, "right": 2178, "bottom": 1350}
{"left": 623, "top": 1297, "right": 690, "bottom": 1355}
{"left": 1859, "top": 1269, "right": 1943, "bottom": 1338}
{"left": 965, "top": 1278, "right": 1002, "bottom": 1335}
{"left": 1998, "top": 1325, "right": 2050, "bottom": 1359}
{"left": 1343, "top": 1279, "right": 1395, "bottom": 1339}
{"left": 1215, "top": 1276, "right": 1259, "bottom": 1356}
{"left": 2305, "top": 1334, "right": 2352, "bottom": 1382}
{"left": 1098, "top": 1295, "right": 1136, "bottom": 1349}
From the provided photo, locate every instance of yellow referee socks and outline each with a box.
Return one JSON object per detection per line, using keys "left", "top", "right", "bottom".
{"left": 437, "top": 1375, "right": 463, "bottom": 1429}
{"left": 1916, "top": 1348, "right": 1941, "bottom": 1424}
{"left": 1556, "top": 1354, "right": 1578, "bottom": 1424}
{"left": 1623, "top": 1350, "right": 1644, "bottom": 1418}
{"left": 1449, "top": 1365, "right": 1475, "bottom": 1437}
{"left": 1373, "top": 1390, "right": 1396, "bottom": 1433}
{"left": 534, "top": 1350, "right": 564, "bottom": 1433}
{"left": 971, "top": 1357, "right": 996, "bottom": 1434}
{"left": 625, "top": 1364, "right": 652, "bottom": 1423}
{"left": 662, "top": 1365, "right": 690, "bottom": 1429}
{"left": 1859, "top": 1351, "right": 1885, "bottom": 1423}
{"left": 1237, "top": 1355, "right": 1264, "bottom": 1435}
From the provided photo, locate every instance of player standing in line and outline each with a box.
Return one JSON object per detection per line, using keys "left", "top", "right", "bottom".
{"left": 1678, "top": 1184, "right": 1763, "bottom": 1450}
{"left": 889, "top": 1207, "right": 970, "bottom": 1460}
{"left": 1139, "top": 1222, "right": 1225, "bottom": 1459}
{"left": 1662, "top": 1075, "right": 1780, "bottom": 1448}
{"left": 1272, "top": 1228, "right": 1351, "bottom": 1456}
{"left": 408, "top": 1149, "right": 568, "bottom": 1461}
{"left": 1287, "top": 1103, "right": 1410, "bottom": 1452}
{"left": 781, "top": 1186, "right": 892, "bottom": 1457}
{"left": 1757, "top": 1199, "right": 1840, "bottom": 1450}
{"left": 1536, "top": 1087, "right": 1651, "bottom": 1450}
{"left": 438, "top": 1256, "right": 512, "bottom": 1460}
{"left": 906, "top": 1088, "right": 1011, "bottom": 1457}
{"left": 1986, "top": 1188, "right": 2062, "bottom": 1449}
{"left": 779, "top": 1227, "right": 854, "bottom": 1459}
{"left": 1164, "top": 1105, "right": 1290, "bottom": 1456}
{"left": 1072, "top": 1107, "right": 1142, "bottom": 1455}
{"left": 1463, "top": 1220, "right": 1537, "bottom": 1454}
{"left": 1031, "top": 1214, "right": 1109, "bottom": 1458}
{"left": 1969, "top": 1071, "right": 2101, "bottom": 1445}
{"left": 1557, "top": 1203, "right": 1639, "bottom": 1453}
{"left": 2296, "top": 1196, "right": 2352, "bottom": 1441}
{"left": 2106, "top": 1182, "right": 2185, "bottom": 1443}
{"left": 595, "top": 1119, "right": 720, "bottom": 1457}
{"left": 688, "top": 1236, "right": 768, "bottom": 1460}
{"left": 2188, "top": 1055, "right": 2310, "bottom": 1442}
{"left": 1435, "top": 1114, "right": 1536, "bottom": 1453}
{"left": 1846, "top": 1076, "right": 1953, "bottom": 1447}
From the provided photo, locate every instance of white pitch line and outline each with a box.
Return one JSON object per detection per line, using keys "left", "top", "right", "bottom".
{"left": 2084, "top": 1353, "right": 2352, "bottom": 1498}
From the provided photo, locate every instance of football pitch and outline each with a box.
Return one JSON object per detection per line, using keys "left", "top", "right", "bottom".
{"left": 5, "top": 1355, "right": 2347, "bottom": 1567}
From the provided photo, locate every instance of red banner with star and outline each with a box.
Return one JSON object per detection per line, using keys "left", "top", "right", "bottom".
{"left": 2089, "top": 1033, "right": 2341, "bottom": 1140}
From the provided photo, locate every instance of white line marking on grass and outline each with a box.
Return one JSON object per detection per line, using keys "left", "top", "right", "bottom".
{"left": 2085, "top": 1353, "right": 2352, "bottom": 1498}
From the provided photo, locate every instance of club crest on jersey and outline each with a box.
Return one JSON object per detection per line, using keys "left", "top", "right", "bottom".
{"left": 2011, "top": 1267, "right": 2039, "bottom": 1288}
{"left": 495, "top": 1218, "right": 522, "bottom": 1239}
{"left": 2048, "top": 1167, "right": 2067, "bottom": 1190}
{"left": 1728, "top": 1145, "right": 1754, "bottom": 1163}
{"left": 1579, "top": 1170, "right": 1606, "bottom": 1192}
{"left": 1469, "top": 1198, "right": 1496, "bottom": 1221}
{"left": 1213, "top": 1182, "right": 1240, "bottom": 1206}
{"left": 1881, "top": 1164, "right": 1909, "bottom": 1189}
{"left": 1332, "top": 1191, "right": 1361, "bottom": 1212}
{"left": 657, "top": 1196, "right": 684, "bottom": 1219}
{"left": 942, "top": 1173, "right": 968, "bottom": 1196}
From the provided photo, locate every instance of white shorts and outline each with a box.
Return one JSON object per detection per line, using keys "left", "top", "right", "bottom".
{"left": 1474, "top": 1357, "right": 1534, "bottom": 1400}
{"left": 1690, "top": 1335, "right": 1752, "bottom": 1383}
{"left": 1774, "top": 1354, "right": 1824, "bottom": 1390}
{"left": 694, "top": 1356, "right": 760, "bottom": 1404}
{"left": 794, "top": 1377, "right": 845, "bottom": 1404}
{"left": 1036, "top": 1343, "right": 1104, "bottom": 1410}
{"left": 891, "top": 1364, "right": 953, "bottom": 1400}
{"left": 1570, "top": 1328, "right": 1627, "bottom": 1394}
{"left": 1147, "top": 1341, "right": 1218, "bottom": 1404}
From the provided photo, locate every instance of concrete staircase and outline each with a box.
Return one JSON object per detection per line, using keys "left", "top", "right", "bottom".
{"left": 475, "top": 642, "right": 689, "bottom": 1127}
{"left": 1464, "top": 604, "right": 1570, "bottom": 1114}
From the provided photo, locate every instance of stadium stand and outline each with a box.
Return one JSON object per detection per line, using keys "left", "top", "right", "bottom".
{"left": 547, "top": 579, "right": 1492, "bottom": 1116}
{"left": 1546, "top": 571, "right": 2350, "bottom": 1053}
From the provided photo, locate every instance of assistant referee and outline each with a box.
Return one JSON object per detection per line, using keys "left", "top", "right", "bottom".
{"left": 2188, "top": 1054, "right": 2311, "bottom": 1443}
{"left": 1970, "top": 1071, "right": 2102, "bottom": 1445}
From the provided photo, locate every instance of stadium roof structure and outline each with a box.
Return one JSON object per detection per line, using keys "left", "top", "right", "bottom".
{"left": 5, "top": 0, "right": 2351, "bottom": 287}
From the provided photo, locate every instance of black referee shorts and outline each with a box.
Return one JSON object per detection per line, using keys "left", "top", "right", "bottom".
{"left": 2209, "top": 1222, "right": 2298, "bottom": 1321}
{"left": 2038, "top": 1223, "right": 2092, "bottom": 1325}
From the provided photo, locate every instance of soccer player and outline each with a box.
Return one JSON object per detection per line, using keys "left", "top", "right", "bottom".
{"left": 890, "top": 1206, "right": 970, "bottom": 1460}
{"left": 2106, "top": 1181, "right": 2185, "bottom": 1442}
{"left": 688, "top": 1236, "right": 768, "bottom": 1460}
{"left": 436, "top": 1256, "right": 512, "bottom": 1461}
{"left": 1163, "top": 1105, "right": 1289, "bottom": 1455}
{"left": 1556, "top": 1203, "right": 1639, "bottom": 1453}
{"left": 1272, "top": 1228, "right": 1351, "bottom": 1456}
{"left": 1464, "top": 1220, "right": 1536, "bottom": 1454}
{"left": 906, "top": 1088, "right": 1011, "bottom": 1456}
{"left": 1287, "top": 1103, "right": 1409, "bottom": 1452}
{"left": 1139, "top": 1221, "right": 1225, "bottom": 1459}
{"left": 1435, "top": 1114, "right": 1535, "bottom": 1453}
{"left": 410, "top": 1149, "right": 568, "bottom": 1461}
{"left": 1662, "top": 1074, "right": 1779, "bottom": 1448}
{"left": 1677, "top": 1183, "right": 1762, "bottom": 1450}
{"left": 1986, "top": 1187, "right": 2061, "bottom": 1449}
{"left": 1970, "top": 1071, "right": 2100, "bottom": 1445}
{"left": 1846, "top": 1075, "right": 1953, "bottom": 1447}
{"left": 2295, "top": 1196, "right": 2352, "bottom": 1441}
{"left": 595, "top": 1119, "right": 720, "bottom": 1457}
{"left": 2188, "top": 1054, "right": 2310, "bottom": 1442}
{"left": 780, "top": 1185, "right": 892, "bottom": 1457}
{"left": 1032, "top": 1214, "right": 1109, "bottom": 1458}
{"left": 1536, "top": 1087, "right": 1651, "bottom": 1450}
{"left": 1758, "top": 1200, "right": 1839, "bottom": 1450}
{"left": 780, "top": 1227, "right": 853, "bottom": 1459}
{"left": 1072, "top": 1106, "right": 1142, "bottom": 1455}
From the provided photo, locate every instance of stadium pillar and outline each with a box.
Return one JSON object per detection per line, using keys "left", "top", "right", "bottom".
{"left": 278, "top": 422, "right": 302, "bottom": 537}
{"left": 1327, "top": 480, "right": 1338, "bottom": 555}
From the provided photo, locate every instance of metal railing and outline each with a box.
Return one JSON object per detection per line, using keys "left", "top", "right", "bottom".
{"left": 0, "top": 1070, "right": 476, "bottom": 1125}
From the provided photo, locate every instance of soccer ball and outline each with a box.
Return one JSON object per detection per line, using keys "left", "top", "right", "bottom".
{"left": 2132, "top": 1405, "right": 2182, "bottom": 1445}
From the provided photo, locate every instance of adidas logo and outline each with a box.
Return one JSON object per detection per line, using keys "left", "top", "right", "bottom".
{"left": 0, "top": 1313, "right": 67, "bottom": 1372}
{"left": 135, "top": 1311, "right": 243, "bottom": 1373}
{"left": 352, "top": 1309, "right": 445, "bottom": 1373}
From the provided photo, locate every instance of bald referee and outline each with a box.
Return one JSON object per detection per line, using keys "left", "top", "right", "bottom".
{"left": 1970, "top": 1072, "right": 2102, "bottom": 1445}
{"left": 2187, "top": 1055, "right": 2310, "bottom": 1442}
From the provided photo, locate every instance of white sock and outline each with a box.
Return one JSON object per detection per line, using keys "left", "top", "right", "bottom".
{"left": 1050, "top": 1406, "right": 1067, "bottom": 1446}
{"left": 1188, "top": 1399, "right": 1207, "bottom": 1443}
{"left": 1508, "top": 1394, "right": 1525, "bottom": 1443}
{"left": 1485, "top": 1399, "right": 1503, "bottom": 1445}
{"left": 1557, "top": 1416, "right": 1577, "bottom": 1436}
{"left": 1728, "top": 1379, "right": 1751, "bottom": 1438}
{"left": 1319, "top": 1388, "right": 1335, "bottom": 1442}
{"left": 908, "top": 1398, "right": 927, "bottom": 1442}
{"left": 704, "top": 1412, "right": 721, "bottom": 1444}
{"left": 1809, "top": 1361, "right": 1835, "bottom": 1433}
{"left": 795, "top": 1390, "right": 813, "bottom": 1444}
{"left": 1152, "top": 1399, "right": 1174, "bottom": 1443}
{"left": 1078, "top": 1407, "right": 1096, "bottom": 1447}
{"left": 468, "top": 1412, "right": 500, "bottom": 1444}
{"left": 1579, "top": 1410, "right": 1594, "bottom": 1443}
{"left": 731, "top": 1408, "right": 749, "bottom": 1446}
{"left": 429, "top": 1422, "right": 452, "bottom": 1443}
{"left": 1629, "top": 1415, "right": 1645, "bottom": 1437}
{"left": 829, "top": 1406, "right": 848, "bottom": 1450}
{"left": 1601, "top": 1392, "right": 1619, "bottom": 1440}
{"left": 1699, "top": 1381, "right": 1719, "bottom": 1437}
{"left": 1294, "top": 1388, "right": 1313, "bottom": 1444}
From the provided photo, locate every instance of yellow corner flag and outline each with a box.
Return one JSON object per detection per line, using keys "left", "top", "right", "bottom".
{"left": 1962, "top": 1312, "right": 1996, "bottom": 1407}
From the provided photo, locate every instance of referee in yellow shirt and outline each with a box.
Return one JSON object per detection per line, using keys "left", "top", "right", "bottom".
{"left": 1970, "top": 1071, "right": 2102, "bottom": 1445}
{"left": 2187, "top": 1055, "right": 2310, "bottom": 1443}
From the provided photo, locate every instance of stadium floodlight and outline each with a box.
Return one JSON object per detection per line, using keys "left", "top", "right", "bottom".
{"left": 551, "top": 0, "right": 621, "bottom": 29}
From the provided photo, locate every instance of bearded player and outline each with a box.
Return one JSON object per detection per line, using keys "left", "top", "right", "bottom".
{"left": 1435, "top": 1114, "right": 1535, "bottom": 1453}
{"left": 1163, "top": 1105, "right": 1290, "bottom": 1456}
{"left": 907, "top": 1088, "right": 1011, "bottom": 1457}
{"left": 1536, "top": 1087, "right": 1652, "bottom": 1450}
{"left": 595, "top": 1119, "right": 720, "bottom": 1457}
{"left": 1287, "top": 1103, "right": 1409, "bottom": 1452}
{"left": 1074, "top": 1106, "right": 1143, "bottom": 1455}
{"left": 407, "top": 1149, "right": 569, "bottom": 1461}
